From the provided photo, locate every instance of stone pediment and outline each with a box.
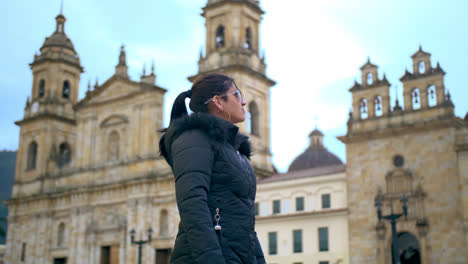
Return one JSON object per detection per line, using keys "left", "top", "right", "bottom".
{"left": 75, "top": 75, "right": 145, "bottom": 110}
{"left": 87, "top": 77, "right": 140, "bottom": 105}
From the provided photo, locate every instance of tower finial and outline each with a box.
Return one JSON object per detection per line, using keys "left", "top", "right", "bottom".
{"left": 142, "top": 63, "right": 146, "bottom": 76}
{"left": 151, "top": 60, "right": 155, "bottom": 75}
{"left": 60, "top": 0, "right": 64, "bottom": 15}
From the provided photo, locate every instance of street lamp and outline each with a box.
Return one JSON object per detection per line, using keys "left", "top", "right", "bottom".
{"left": 130, "top": 227, "right": 153, "bottom": 264}
{"left": 375, "top": 192, "right": 408, "bottom": 264}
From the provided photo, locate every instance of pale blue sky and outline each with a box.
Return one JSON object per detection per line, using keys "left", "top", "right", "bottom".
{"left": 1, "top": 0, "right": 467, "bottom": 172}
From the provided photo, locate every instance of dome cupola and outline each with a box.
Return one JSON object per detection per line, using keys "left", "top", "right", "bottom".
{"left": 288, "top": 128, "right": 343, "bottom": 172}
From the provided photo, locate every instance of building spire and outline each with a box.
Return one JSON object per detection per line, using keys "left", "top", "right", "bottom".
{"left": 115, "top": 45, "right": 129, "bottom": 78}
{"left": 60, "top": 0, "right": 64, "bottom": 15}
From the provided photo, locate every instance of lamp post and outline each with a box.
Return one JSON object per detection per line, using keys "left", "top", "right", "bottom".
{"left": 375, "top": 192, "right": 408, "bottom": 264}
{"left": 130, "top": 227, "right": 153, "bottom": 264}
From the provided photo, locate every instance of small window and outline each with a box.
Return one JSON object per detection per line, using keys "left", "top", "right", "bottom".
{"left": 215, "top": 25, "right": 225, "bottom": 49}
{"left": 318, "top": 227, "right": 329, "bottom": 252}
{"left": 249, "top": 102, "right": 260, "bottom": 136}
{"left": 296, "top": 197, "right": 304, "bottom": 212}
{"left": 246, "top": 111, "right": 251, "bottom": 134}
{"left": 412, "top": 88, "right": 421, "bottom": 110}
{"left": 374, "top": 96, "right": 382, "bottom": 117}
{"left": 321, "top": 194, "right": 331, "bottom": 209}
{"left": 293, "top": 230, "right": 302, "bottom": 253}
{"left": 27, "top": 141, "right": 38, "bottom": 170}
{"left": 360, "top": 99, "right": 368, "bottom": 119}
{"left": 21, "top": 242, "right": 26, "bottom": 261}
{"left": 160, "top": 209, "right": 169, "bottom": 237}
{"left": 419, "top": 61, "right": 425, "bottom": 74}
{"left": 108, "top": 131, "right": 120, "bottom": 161}
{"left": 57, "top": 223, "right": 65, "bottom": 247}
{"left": 319, "top": 262, "right": 330, "bottom": 264}
{"left": 268, "top": 232, "right": 277, "bottom": 255}
{"left": 428, "top": 85, "right": 437, "bottom": 107}
{"left": 58, "top": 143, "right": 71, "bottom": 167}
{"left": 367, "top": 73, "right": 373, "bottom": 85}
{"left": 62, "top": 81, "right": 70, "bottom": 99}
{"left": 393, "top": 155, "right": 404, "bottom": 167}
{"left": 38, "top": 79, "right": 45, "bottom": 97}
{"left": 254, "top": 202, "right": 259, "bottom": 216}
{"left": 244, "top": 27, "right": 252, "bottom": 49}
{"left": 272, "top": 200, "right": 280, "bottom": 214}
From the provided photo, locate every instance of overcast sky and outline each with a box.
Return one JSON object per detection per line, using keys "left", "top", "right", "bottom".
{"left": 1, "top": 0, "right": 467, "bottom": 172}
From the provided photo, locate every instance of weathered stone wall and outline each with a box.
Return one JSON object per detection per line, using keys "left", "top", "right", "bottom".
{"left": 5, "top": 177, "right": 178, "bottom": 264}
{"left": 345, "top": 125, "right": 467, "bottom": 264}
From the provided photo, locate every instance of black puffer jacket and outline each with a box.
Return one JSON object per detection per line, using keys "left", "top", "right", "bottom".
{"left": 160, "top": 113, "right": 265, "bottom": 264}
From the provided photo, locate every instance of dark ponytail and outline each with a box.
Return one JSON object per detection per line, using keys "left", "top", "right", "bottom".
{"left": 160, "top": 73, "right": 234, "bottom": 132}
{"left": 169, "top": 90, "right": 192, "bottom": 124}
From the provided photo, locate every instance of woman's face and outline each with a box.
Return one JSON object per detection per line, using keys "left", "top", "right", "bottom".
{"left": 219, "top": 84, "right": 246, "bottom": 124}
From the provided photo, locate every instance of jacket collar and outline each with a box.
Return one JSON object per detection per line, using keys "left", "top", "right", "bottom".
{"left": 160, "top": 112, "right": 251, "bottom": 161}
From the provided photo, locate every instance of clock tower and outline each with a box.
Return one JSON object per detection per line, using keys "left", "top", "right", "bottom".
{"left": 13, "top": 12, "right": 82, "bottom": 196}
{"left": 189, "top": 0, "right": 276, "bottom": 177}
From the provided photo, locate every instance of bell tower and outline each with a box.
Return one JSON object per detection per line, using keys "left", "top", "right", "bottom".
{"left": 339, "top": 48, "right": 465, "bottom": 263}
{"left": 12, "top": 12, "right": 82, "bottom": 197}
{"left": 189, "top": 0, "right": 276, "bottom": 177}
{"left": 349, "top": 58, "right": 391, "bottom": 122}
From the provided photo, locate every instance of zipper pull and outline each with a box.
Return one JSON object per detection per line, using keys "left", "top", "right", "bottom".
{"left": 214, "top": 208, "right": 222, "bottom": 230}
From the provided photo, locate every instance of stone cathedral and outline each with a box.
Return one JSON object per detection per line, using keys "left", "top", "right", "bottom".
{"left": 339, "top": 51, "right": 468, "bottom": 263}
{"left": 5, "top": 0, "right": 468, "bottom": 264}
{"left": 5, "top": 1, "right": 274, "bottom": 264}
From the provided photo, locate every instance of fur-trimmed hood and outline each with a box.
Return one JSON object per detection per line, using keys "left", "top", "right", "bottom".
{"left": 159, "top": 112, "right": 251, "bottom": 164}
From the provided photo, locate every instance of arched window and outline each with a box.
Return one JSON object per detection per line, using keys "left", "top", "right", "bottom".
{"left": 249, "top": 101, "right": 260, "bottom": 136}
{"left": 57, "top": 223, "right": 65, "bottom": 247}
{"left": 246, "top": 111, "right": 251, "bottom": 134}
{"left": 419, "top": 61, "right": 425, "bottom": 74}
{"left": 360, "top": 98, "right": 368, "bottom": 119}
{"left": 412, "top": 88, "right": 421, "bottom": 110}
{"left": 62, "top": 81, "right": 70, "bottom": 99}
{"left": 244, "top": 27, "right": 252, "bottom": 49}
{"left": 58, "top": 143, "right": 71, "bottom": 167}
{"left": 374, "top": 96, "right": 383, "bottom": 117}
{"left": 108, "top": 131, "right": 120, "bottom": 161}
{"left": 27, "top": 141, "right": 38, "bottom": 170}
{"left": 427, "top": 85, "right": 437, "bottom": 107}
{"left": 367, "top": 73, "right": 373, "bottom": 85}
{"left": 159, "top": 209, "right": 169, "bottom": 237}
{"left": 38, "top": 79, "right": 45, "bottom": 98}
{"left": 215, "top": 25, "right": 225, "bottom": 49}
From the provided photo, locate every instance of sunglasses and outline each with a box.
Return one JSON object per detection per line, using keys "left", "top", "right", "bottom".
{"left": 204, "top": 89, "right": 243, "bottom": 104}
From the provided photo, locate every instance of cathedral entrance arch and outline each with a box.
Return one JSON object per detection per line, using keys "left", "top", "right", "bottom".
{"left": 392, "top": 232, "right": 421, "bottom": 264}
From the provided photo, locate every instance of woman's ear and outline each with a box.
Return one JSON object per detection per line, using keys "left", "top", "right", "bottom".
{"left": 213, "top": 96, "right": 224, "bottom": 112}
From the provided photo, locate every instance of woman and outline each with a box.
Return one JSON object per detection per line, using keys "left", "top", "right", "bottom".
{"left": 159, "top": 73, "right": 265, "bottom": 264}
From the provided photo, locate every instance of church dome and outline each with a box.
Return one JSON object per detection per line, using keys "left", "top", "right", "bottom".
{"left": 288, "top": 128, "right": 343, "bottom": 172}
{"left": 40, "top": 14, "right": 76, "bottom": 53}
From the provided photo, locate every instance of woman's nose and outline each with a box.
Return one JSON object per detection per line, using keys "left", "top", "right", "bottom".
{"left": 241, "top": 99, "right": 246, "bottom": 106}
